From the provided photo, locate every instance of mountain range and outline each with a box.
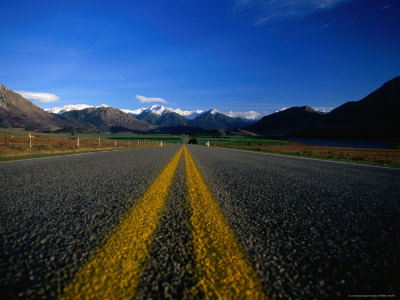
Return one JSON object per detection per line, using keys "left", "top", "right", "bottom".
{"left": 131, "top": 106, "right": 254, "bottom": 129}
{"left": 47, "top": 104, "right": 255, "bottom": 130}
{"left": 1, "top": 76, "right": 399, "bottom": 141}
{"left": 0, "top": 84, "right": 71, "bottom": 131}
{"left": 246, "top": 76, "right": 400, "bottom": 141}
{"left": 58, "top": 106, "right": 155, "bottom": 132}
{"left": 0, "top": 86, "right": 255, "bottom": 132}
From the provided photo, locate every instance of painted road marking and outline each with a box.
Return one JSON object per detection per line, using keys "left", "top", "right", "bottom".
{"left": 60, "top": 147, "right": 183, "bottom": 300}
{"left": 184, "top": 146, "right": 267, "bottom": 299}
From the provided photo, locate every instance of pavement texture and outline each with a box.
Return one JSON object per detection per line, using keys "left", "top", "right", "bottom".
{"left": 187, "top": 145, "right": 400, "bottom": 298}
{"left": 1, "top": 144, "right": 399, "bottom": 299}
{"left": 0, "top": 146, "right": 179, "bottom": 299}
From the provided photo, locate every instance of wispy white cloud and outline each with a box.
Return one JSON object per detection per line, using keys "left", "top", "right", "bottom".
{"left": 232, "top": 0, "right": 351, "bottom": 24}
{"left": 136, "top": 95, "right": 168, "bottom": 104}
{"left": 225, "top": 110, "right": 264, "bottom": 120}
{"left": 380, "top": 4, "right": 392, "bottom": 11}
{"left": 16, "top": 90, "right": 60, "bottom": 103}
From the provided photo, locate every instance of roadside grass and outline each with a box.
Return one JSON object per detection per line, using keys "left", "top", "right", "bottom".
{"left": 0, "top": 132, "right": 182, "bottom": 162}
{"left": 0, "top": 128, "right": 184, "bottom": 144}
{"left": 214, "top": 144, "right": 400, "bottom": 168}
{"left": 69, "top": 133, "right": 183, "bottom": 144}
{"left": 0, "top": 144, "right": 160, "bottom": 162}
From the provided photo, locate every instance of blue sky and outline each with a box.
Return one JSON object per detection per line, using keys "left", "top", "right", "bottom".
{"left": 0, "top": 0, "right": 399, "bottom": 117}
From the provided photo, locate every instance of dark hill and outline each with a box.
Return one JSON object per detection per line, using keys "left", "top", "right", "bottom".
{"left": 318, "top": 76, "right": 400, "bottom": 141}
{"left": 247, "top": 76, "right": 400, "bottom": 142}
{"left": 136, "top": 110, "right": 188, "bottom": 127}
{"left": 189, "top": 109, "right": 253, "bottom": 130}
{"left": 60, "top": 107, "right": 155, "bottom": 132}
{"left": 246, "top": 106, "right": 324, "bottom": 135}
{"left": 0, "top": 84, "right": 75, "bottom": 131}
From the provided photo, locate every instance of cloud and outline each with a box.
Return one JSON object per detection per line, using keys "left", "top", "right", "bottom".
{"left": 232, "top": 0, "right": 351, "bottom": 24}
{"left": 380, "top": 4, "right": 391, "bottom": 11}
{"left": 136, "top": 95, "right": 168, "bottom": 104}
{"left": 16, "top": 90, "right": 60, "bottom": 103}
{"left": 225, "top": 110, "right": 266, "bottom": 120}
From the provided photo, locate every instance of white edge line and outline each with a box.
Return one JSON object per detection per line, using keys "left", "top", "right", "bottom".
{"left": 209, "top": 146, "right": 400, "bottom": 171}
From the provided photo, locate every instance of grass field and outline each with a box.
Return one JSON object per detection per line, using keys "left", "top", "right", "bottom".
{"left": 0, "top": 128, "right": 184, "bottom": 144}
{"left": 91, "top": 133, "right": 184, "bottom": 144}
{"left": 2, "top": 128, "right": 399, "bottom": 167}
{"left": 0, "top": 131, "right": 170, "bottom": 161}
{"left": 215, "top": 144, "right": 400, "bottom": 168}
{"left": 189, "top": 135, "right": 289, "bottom": 146}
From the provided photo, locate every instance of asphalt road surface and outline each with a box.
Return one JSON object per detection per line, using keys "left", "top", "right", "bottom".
{"left": 1, "top": 145, "right": 399, "bottom": 299}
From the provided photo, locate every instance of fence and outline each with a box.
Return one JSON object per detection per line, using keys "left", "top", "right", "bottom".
{"left": 0, "top": 135, "right": 162, "bottom": 151}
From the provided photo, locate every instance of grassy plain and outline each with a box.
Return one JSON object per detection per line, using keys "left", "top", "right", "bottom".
{"left": 186, "top": 134, "right": 399, "bottom": 167}
{"left": 81, "top": 133, "right": 184, "bottom": 144}
{"left": 0, "top": 129, "right": 178, "bottom": 161}
{"left": 214, "top": 143, "right": 400, "bottom": 168}
{"left": 2, "top": 128, "right": 398, "bottom": 167}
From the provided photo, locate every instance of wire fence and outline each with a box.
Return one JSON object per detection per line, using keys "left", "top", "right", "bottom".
{"left": 0, "top": 135, "right": 163, "bottom": 151}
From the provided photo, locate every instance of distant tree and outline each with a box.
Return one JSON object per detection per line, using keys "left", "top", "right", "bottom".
{"left": 188, "top": 138, "right": 198, "bottom": 144}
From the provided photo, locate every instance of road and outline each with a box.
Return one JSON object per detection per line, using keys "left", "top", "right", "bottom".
{"left": 1, "top": 145, "right": 399, "bottom": 299}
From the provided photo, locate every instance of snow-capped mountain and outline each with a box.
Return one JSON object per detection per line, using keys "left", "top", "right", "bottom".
{"left": 46, "top": 103, "right": 259, "bottom": 123}
{"left": 120, "top": 108, "right": 146, "bottom": 115}
{"left": 122, "top": 105, "right": 204, "bottom": 119}
{"left": 45, "top": 104, "right": 109, "bottom": 114}
{"left": 135, "top": 107, "right": 189, "bottom": 127}
{"left": 189, "top": 109, "right": 254, "bottom": 130}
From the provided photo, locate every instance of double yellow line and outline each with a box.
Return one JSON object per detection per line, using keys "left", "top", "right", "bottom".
{"left": 61, "top": 146, "right": 266, "bottom": 299}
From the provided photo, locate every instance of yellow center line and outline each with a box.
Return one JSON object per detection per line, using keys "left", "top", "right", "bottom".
{"left": 60, "top": 147, "right": 183, "bottom": 300}
{"left": 184, "top": 146, "right": 267, "bottom": 299}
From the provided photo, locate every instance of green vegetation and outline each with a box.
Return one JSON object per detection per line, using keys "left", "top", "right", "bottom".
{"left": 0, "top": 148, "right": 129, "bottom": 162}
{"left": 189, "top": 135, "right": 289, "bottom": 146}
{"left": 216, "top": 145, "right": 400, "bottom": 168}
{"left": 59, "top": 133, "right": 185, "bottom": 144}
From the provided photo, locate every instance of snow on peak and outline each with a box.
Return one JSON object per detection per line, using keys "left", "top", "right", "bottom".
{"left": 45, "top": 104, "right": 92, "bottom": 114}
{"left": 146, "top": 104, "right": 169, "bottom": 115}
{"left": 209, "top": 108, "right": 219, "bottom": 114}
{"left": 140, "top": 105, "right": 204, "bottom": 118}
{"left": 47, "top": 103, "right": 263, "bottom": 120}
{"left": 121, "top": 108, "right": 146, "bottom": 115}
{"left": 172, "top": 108, "right": 204, "bottom": 119}
{"left": 45, "top": 103, "right": 111, "bottom": 114}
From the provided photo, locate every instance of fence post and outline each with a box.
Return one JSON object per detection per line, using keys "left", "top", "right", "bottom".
{"left": 160, "top": 141, "right": 163, "bottom": 147}
{"left": 115, "top": 140, "right": 117, "bottom": 147}
{"left": 29, "top": 134, "right": 32, "bottom": 148}
{"left": 98, "top": 138, "right": 101, "bottom": 147}
{"left": 77, "top": 137, "right": 79, "bottom": 147}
